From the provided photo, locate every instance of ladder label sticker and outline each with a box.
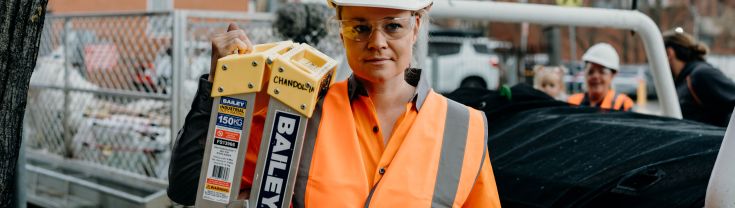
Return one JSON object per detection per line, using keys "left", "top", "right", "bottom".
{"left": 256, "top": 110, "right": 300, "bottom": 208}
{"left": 205, "top": 184, "right": 230, "bottom": 193}
{"left": 216, "top": 113, "right": 244, "bottom": 129}
{"left": 219, "top": 105, "right": 246, "bottom": 117}
{"left": 214, "top": 138, "right": 239, "bottom": 148}
{"left": 205, "top": 179, "right": 231, "bottom": 193}
{"left": 216, "top": 128, "right": 241, "bottom": 142}
{"left": 203, "top": 126, "right": 243, "bottom": 204}
{"left": 221, "top": 96, "right": 247, "bottom": 108}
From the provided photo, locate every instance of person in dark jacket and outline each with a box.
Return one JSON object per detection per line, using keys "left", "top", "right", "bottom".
{"left": 664, "top": 28, "right": 735, "bottom": 127}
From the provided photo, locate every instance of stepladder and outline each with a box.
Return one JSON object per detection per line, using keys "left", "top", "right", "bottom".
{"left": 194, "top": 41, "right": 337, "bottom": 208}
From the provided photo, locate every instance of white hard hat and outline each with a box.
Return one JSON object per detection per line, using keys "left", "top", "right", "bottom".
{"left": 582, "top": 43, "right": 619, "bottom": 71}
{"left": 326, "top": 0, "right": 433, "bottom": 11}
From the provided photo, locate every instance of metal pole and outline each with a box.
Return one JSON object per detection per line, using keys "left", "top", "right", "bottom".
{"left": 269, "top": 0, "right": 279, "bottom": 13}
{"left": 569, "top": 26, "right": 576, "bottom": 66}
{"left": 430, "top": 0, "right": 682, "bottom": 119}
{"left": 16, "top": 136, "right": 27, "bottom": 208}
{"left": 518, "top": 0, "right": 528, "bottom": 84}
{"left": 171, "top": 10, "right": 186, "bottom": 148}
{"left": 689, "top": 0, "right": 700, "bottom": 39}
{"left": 705, "top": 111, "right": 735, "bottom": 207}
{"left": 547, "top": 26, "right": 562, "bottom": 66}
{"left": 431, "top": 53, "right": 439, "bottom": 88}
{"left": 62, "top": 18, "right": 73, "bottom": 157}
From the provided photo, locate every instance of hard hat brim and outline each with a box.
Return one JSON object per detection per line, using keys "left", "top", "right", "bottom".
{"left": 328, "top": 0, "right": 432, "bottom": 11}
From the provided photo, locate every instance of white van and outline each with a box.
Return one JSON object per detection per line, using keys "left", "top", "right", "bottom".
{"left": 425, "top": 36, "right": 507, "bottom": 93}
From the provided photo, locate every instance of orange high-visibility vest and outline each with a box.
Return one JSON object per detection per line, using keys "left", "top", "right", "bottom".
{"left": 289, "top": 80, "right": 492, "bottom": 207}
{"left": 568, "top": 90, "right": 634, "bottom": 111}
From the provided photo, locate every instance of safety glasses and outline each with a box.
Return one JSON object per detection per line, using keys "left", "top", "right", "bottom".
{"left": 584, "top": 64, "right": 613, "bottom": 76}
{"left": 329, "top": 16, "right": 416, "bottom": 42}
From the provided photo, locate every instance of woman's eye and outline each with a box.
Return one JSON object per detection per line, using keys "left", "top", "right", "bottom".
{"left": 353, "top": 25, "right": 371, "bottom": 33}
{"left": 385, "top": 23, "right": 403, "bottom": 32}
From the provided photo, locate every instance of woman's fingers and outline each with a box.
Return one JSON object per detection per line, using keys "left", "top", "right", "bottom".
{"left": 233, "top": 38, "right": 250, "bottom": 54}
{"left": 227, "top": 22, "right": 239, "bottom": 32}
{"left": 209, "top": 23, "right": 254, "bottom": 81}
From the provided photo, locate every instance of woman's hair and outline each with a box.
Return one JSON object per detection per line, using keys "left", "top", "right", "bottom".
{"left": 412, "top": 8, "right": 430, "bottom": 69}
{"left": 663, "top": 29, "right": 709, "bottom": 62}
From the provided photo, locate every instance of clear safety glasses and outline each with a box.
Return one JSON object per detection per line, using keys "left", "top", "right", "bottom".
{"left": 584, "top": 64, "right": 613, "bottom": 76}
{"left": 329, "top": 16, "right": 416, "bottom": 42}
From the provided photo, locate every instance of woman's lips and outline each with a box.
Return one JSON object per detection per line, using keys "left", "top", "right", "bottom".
{"left": 364, "top": 58, "right": 391, "bottom": 64}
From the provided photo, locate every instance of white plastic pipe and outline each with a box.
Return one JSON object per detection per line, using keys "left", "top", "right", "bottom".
{"left": 431, "top": 0, "right": 682, "bottom": 119}
{"left": 706, "top": 110, "right": 735, "bottom": 208}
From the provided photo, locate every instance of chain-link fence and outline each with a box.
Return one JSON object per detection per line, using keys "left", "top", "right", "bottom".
{"left": 26, "top": 12, "right": 175, "bottom": 180}
{"left": 23, "top": 10, "right": 348, "bottom": 184}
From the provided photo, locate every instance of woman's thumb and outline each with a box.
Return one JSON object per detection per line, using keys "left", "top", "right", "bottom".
{"left": 227, "top": 23, "right": 239, "bottom": 32}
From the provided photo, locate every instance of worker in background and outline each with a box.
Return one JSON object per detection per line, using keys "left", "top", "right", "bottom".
{"left": 568, "top": 43, "right": 634, "bottom": 111}
{"left": 533, "top": 65, "right": 568, "bottom": 101}
{"left": 664, "top": 28, "right": 735, "bottom": 127}
{"left": 167, "top": 0, "right": 501, "bottom": 207}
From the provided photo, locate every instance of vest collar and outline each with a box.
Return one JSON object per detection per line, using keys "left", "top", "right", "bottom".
{"left": 346, "top": 68, "right": 431, "bottom": 111}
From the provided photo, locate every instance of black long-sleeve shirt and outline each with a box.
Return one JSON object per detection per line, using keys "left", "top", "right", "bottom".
{"left": 168, "top": 75, "right": 212, "bottom": 206}
{"left": 674, "top": 61, "right": 735, "bottom": 127}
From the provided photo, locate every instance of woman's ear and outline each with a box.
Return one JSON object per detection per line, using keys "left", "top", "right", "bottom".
{"left": 411, "top": 16, "right": 421, "bottom": 43}
{"left": 339, "top": 32, "right": 347, "bottom": 44}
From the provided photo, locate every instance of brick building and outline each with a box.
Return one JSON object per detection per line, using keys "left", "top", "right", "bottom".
{"left": 479, "top": 0, "right": 735, "bottom": 64}
{"left": 48, "top": 0, "right": 250, "bottom": 13}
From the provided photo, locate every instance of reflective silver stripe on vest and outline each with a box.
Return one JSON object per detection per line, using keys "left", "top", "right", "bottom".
{"left": 472, "top": 113, "right": 489, "bottom": 187}
{"left": 611, "top": 93, "right": 620, "bottom": 110}
{"left": 293, "top": 98, "right": 325, "bottom": 208}
{"left": 482, "top": 112, "right": 489, "bottom": 153}
{"left": 431, "top": 99, "right": 470, "bottom": 208}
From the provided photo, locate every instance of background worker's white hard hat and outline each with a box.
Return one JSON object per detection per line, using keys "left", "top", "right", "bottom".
{"left": 582, "top": 43, "right": 620, "bottom": 71}
{"left": 326, "top": 0, "right": 433, "bottom": 11}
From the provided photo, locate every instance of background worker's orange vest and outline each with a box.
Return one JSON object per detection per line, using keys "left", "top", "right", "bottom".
{"left": 568, "top": 90, "right": 634, "bottom": 111}
{"left": 290, "top": 81, "right": 492, "bottom": 207}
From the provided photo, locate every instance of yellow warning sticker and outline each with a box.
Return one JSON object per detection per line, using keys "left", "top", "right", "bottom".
{"left": 218, "top": 105, "right": 246, "bottom": 117}
{"left": 206, "top": 184, "right": 230, "bottom": 193}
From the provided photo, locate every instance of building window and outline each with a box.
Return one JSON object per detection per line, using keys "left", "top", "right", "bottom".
{"left": 147, "top": 0, "right": 173, "bottom": 11}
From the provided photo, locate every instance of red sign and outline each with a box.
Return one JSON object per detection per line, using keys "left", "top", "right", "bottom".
{"left": 215, "top": 128, "right": 241, "bottom": 142}
{"left": 207, "top": 178, "right": 231, "bottom": 187}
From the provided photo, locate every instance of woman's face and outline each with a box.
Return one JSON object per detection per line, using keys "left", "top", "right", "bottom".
{"left": 584, "top": 62, "right": 615, "bottom": 97}
{"left": 339, "top": 6, "right": 420, "bottom": 84}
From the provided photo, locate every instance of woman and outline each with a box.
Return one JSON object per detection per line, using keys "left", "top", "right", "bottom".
{"left": 167, "top": 0, "right": 501, "bottom": 207}
{"left": 568, "top": 43, "right": 634, "bottom": 111}
{"left": 664, "top": 29, "right": 735, "bottom": 127}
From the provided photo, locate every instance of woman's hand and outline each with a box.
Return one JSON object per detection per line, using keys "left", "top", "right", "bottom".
{"left": 208, "top": 23, "right": 254, "bottom": 82}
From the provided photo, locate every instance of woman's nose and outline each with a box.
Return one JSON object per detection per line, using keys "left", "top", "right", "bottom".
{"left": 366, "top": 29, "right": 388, "bottom": 50}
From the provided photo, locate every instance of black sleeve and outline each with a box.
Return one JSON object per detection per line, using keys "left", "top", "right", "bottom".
{"left": 167, "top": 74, "right": 213, "bottom": 206}
{"left": 689, "top": 67, "right": 735, "bottom": 112}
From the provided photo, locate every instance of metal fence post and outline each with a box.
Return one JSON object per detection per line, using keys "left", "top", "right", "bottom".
{"left": 62, "top": 17, "right": 72, "bottom": 158}
{"left": 171, "top": 10, "right": 187, "bottom": 148}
